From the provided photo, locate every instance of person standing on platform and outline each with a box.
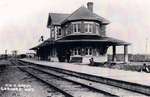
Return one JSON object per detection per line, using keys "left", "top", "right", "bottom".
{"left": 66, "top": 50, "right": 71, "bottom": 63}
{"left": 89, "top": 57, "right": 94, "bottom": 66}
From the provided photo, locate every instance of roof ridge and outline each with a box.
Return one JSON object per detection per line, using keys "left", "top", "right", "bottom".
{"left": 61, "top": 6, "right": 87, "bottom": 24}
{"left": 48, "top": 13, "right": 70, "bottom": 26}
{"left": 61, "top": 6, "right": 110, "bottom": 24}
{"left": 49, "top": 12, "right": 70, "bottom": 14}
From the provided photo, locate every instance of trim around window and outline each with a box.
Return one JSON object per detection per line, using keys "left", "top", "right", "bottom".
{"left": 84, "top": 22, "right": 94, "bottom": 33}
{"left": 72, "top": 22, "right": 81, "bottom": 33}
{"left": 56, "top": 27, "right": 61, "bottom": 37}
{"left": 95, "top": 23, "right": 100, "bottom": 34}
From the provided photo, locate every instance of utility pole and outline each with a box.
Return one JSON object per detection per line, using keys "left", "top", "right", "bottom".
{"left": 5, "top": 49, "right": 8, "bottom": 59}
{"left": 5, "top": 50, "right": 7, "bottom": 55}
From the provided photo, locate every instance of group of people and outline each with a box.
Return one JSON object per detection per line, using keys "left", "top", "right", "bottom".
{"left": 57, "top": 49, "right": 71, "bottom": 63}
{"left": 57, "top": 49, "right": 150, "bottom": 73}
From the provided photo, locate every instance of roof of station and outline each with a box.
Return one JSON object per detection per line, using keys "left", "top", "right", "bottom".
{"left": 61, "top": 6, "right": 110, "bottom": 25}
{"left": 31, "top": 34, "right": 130, "bottom": 50}
{"left": 56, "top": 34, "right": 130, "bottom": 45}
{"left": 47, "top": 6, "right": 109, "bottom": 27}
{"left": 30, "top": 38, "right": 55, "bottom": 50}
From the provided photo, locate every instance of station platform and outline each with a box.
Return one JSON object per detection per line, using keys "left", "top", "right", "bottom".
{"left": 20, "top": 58, "right": 150, "bottom": 95}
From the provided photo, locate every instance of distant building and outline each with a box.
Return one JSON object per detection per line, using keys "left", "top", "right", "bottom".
{"left": 26, "top": 53, "right": 35, "bottom": 58}
{"left": 31, "top": 2, "right": 130, "bottom": 63}
{"left": 12, "top": 50, "right": 18, "bottom": 57}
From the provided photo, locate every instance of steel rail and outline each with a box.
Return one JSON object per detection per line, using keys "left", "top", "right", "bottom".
{"left": 18, "top": 67, "right": 74, "bottom": 97}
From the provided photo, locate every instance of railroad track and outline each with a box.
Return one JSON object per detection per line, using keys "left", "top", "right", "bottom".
{"left": 12, "top": 60, "right": 149, "bottom": 97}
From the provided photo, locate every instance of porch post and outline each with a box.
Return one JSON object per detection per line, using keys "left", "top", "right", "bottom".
{"left": 112, "top": 45, "right": 117, "bottom": 62}
{"left": 124, "top": 45, "right": 128, "bottom": 63}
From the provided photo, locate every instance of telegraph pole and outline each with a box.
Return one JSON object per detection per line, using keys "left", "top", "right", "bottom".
{"left": 5, "top": 49, "right": 8, "bottom": 59}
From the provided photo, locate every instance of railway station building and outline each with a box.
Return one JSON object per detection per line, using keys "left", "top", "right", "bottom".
{"left": 31, "top": 2, "right": 130, "bottom": 63}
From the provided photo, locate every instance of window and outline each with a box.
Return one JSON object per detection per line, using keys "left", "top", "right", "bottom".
{"left": 84, "top": 24, "right": 88, "bottom": 32}
{"left": 74, "top": 48, "right": 77, "bottom": 55}
{"left": 95, "top": 23, "right": 99, "bottom": 34}
{"left": 72, "top": 48, "right": 94, "bottom": 56}
{"left": 51, "top": 28, "right": 55, "bottom": 38}
{"left": 101, "top": 25, "right": 106, "bottom": 36}
{"left": 84, "top": 48, "right": 93, "bottom": 55}
{"left": 67, "top": 26, "right": 72, "bottom": 34}
{"left": 93, "top": 49, "right": 97, "bottom": 56}
{"left": 78, "top": 48, "right": 81, "bottom": 55}
{"left": 84, "top": 22, "right": 93, "bottom": 33}
{"left": 72, "top": 22, "right": 81, "bottom": 33}
{"left": 89, "top": 24, "right": 93, "bottom": 32}
{"left": 57, "top": 28, "right": 61, "bottom": 35}
{"left": 85, "top": 48, "right": 88, "bottom": 55}
{"left": 73, "top": 48, "right": 82, "bottom": 55}
{"left": 89, "top": 48, "right": 92, "bottom": 55}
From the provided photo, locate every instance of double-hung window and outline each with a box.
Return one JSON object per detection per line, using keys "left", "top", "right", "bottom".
{"left": 84, "top": 48, "right": 93, "bottom": 55}
{"left": 84, "top": 22, "right": 93, "bottom": 33}
{"left": 73, "top": 48, "right": 82, "bottom": 55}
{"left": 57, "top": 27, "right": 61, "bottom": 38}
{"left": 89, "top": 48, "right": 92, "bottom": 55}
{"left": 73, "top": 22, "right": 81, "bottom": 33}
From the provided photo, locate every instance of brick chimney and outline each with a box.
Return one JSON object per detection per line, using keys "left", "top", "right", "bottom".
{"left": 87, "top": 2, "right": 93, "bottom": 12}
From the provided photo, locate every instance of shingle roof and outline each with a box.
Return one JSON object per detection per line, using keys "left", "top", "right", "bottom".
{"left": 30, "top": 38, "right": 55, "bottom": 50}
{"left": 47, "top": 13, "right": 70, "bottom": 26}
{"left": 56, "top": 34, "right": 130, "bottom": 45}
{"left": 47, "top": 6, "right": 110, "bottom": 26}
{"left": 62, "top": 6, "right": 110, "bottom": 25}
{"left": 31, "top": 34, "right": 130, "bottom": 50}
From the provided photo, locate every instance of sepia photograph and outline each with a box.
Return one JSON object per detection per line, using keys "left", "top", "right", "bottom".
{"left": 0, "top": 0, "right": 150, "bottom": 97}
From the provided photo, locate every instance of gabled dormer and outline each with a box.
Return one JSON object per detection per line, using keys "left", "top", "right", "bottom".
{"left": 47, "top": 13, "right": 70, "bottom": 39}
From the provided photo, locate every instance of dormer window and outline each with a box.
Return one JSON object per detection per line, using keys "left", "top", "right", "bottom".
{"left": 84, "top": 22, "right": 93, "bottom": 33}
{"left": 72, "top": 22, "right": 81, "bottom": 33}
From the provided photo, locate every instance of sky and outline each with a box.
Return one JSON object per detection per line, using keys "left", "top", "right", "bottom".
{"left": 0, "top": 0, "right": 150, "bottom": 54}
